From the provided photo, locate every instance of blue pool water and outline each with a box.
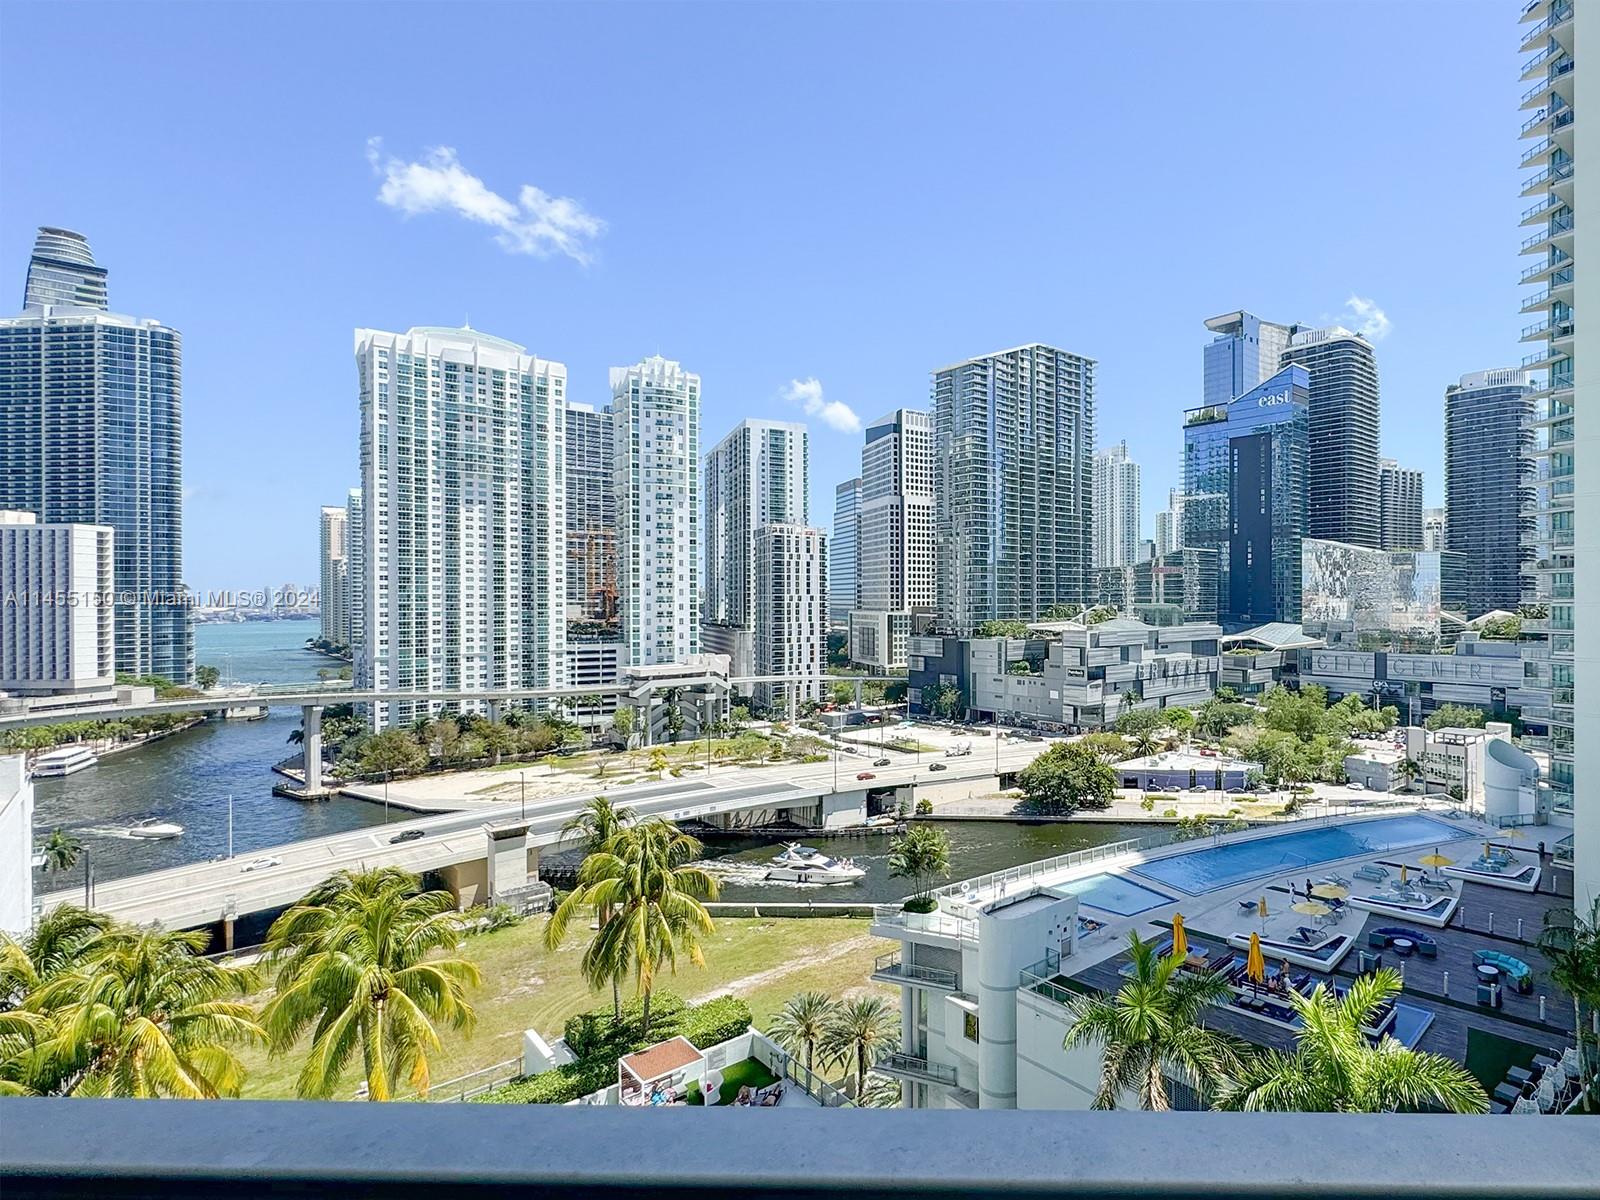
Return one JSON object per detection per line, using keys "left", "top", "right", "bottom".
{"left": 1131, "top": 815, "right": 1465, "bottom": 896}
{"left": 1056, "top": 872, "right": 1173, "bottom": 916}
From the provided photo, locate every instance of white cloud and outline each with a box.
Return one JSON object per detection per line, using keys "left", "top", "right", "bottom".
{"left": 1342, "top": 294, "right": 1392, "bottom": 342}
{"left": 365, "top": 137, "right": 605, "bottom": 265}
{"left": 782, "top": 377, "right": 860, "bottom": 434}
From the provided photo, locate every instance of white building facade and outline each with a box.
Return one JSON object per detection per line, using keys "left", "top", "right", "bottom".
{"left": 0, "top": 510, "right": 114, "bottom": 697}
{"left": 754, "top": 524, "right": 828, "bottom": 709}
{"left": 1092, "top": 441, "right": 1141, "bottom": 568}
{"left": 0, "top": 756, "right": 33, "bottom": 935}
{"left": 318, "top": 505, "right": 348, "bottom": 648}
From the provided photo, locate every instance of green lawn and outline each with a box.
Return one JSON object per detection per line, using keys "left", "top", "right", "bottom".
{"left": 685, "top": 1057, "right": 778, "bottom": 1105}
{"left": 237, "top": 915, "right": 890, "bottom": 1100}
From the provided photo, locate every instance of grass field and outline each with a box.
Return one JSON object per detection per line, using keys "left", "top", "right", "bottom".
{"left": 236, "top": 915, "right": 890, "bottom": 1100}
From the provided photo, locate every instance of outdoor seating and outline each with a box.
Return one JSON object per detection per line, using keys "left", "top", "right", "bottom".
{"left": 1493, "top": 1081, "right": 1523, "bottom": 1106}
{"left": 1292, "top": 926, "right": 1320, "bottom": 946}
{"left": 1506, "top": 1066, "right": 1533, "bottom": 1087}
{"left": 1237, "top": 898, "right": 1260, "bottom": 911}
{"left": 1319, "top": 872, "right": 1350, "bottom": 887}
{"left": 1474, "top": 950, "right": 1534, "bottom": 994}
{"left": 1354, "top": 865, "right": 1387, "bottom": 883}
{"left": 1417, "top": 873, "right": 1453, "bottom": 893}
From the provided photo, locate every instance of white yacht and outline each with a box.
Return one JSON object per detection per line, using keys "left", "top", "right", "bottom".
{"left": 765, "top": 843, "right": 866, "bottom": 884}
{"left": 127, "top": 818, "right": 185, "bottom": 840}
{"left": 32, "top": 746, "right": 98, "bottom": 777}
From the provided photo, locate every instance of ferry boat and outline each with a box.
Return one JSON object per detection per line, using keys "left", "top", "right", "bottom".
{"left": 32, "top": 746, "right": 98, "bottom": 777}
{"left": 765, "top": 843, "right": 866, "bottom": 884}
{"left": 127, "top": 818, "right": 185, "bottom": 840}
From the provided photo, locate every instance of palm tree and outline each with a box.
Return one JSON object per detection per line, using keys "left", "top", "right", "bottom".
{"left": 887, "top": 826, "right": 951, "bottom": 910}
{"left": 1397, "top": 758, "right": 1422, "bottom": 794}
{"left": 1060, "top": 931, "right": 1244, "bottom": 1110}
{"left": 822, "top": 995, "right": 899, "bottom": 1098}
{"left": 769, "top": 991, "right": 837, "bottom": 1080}
{"left": 551, "top": 797, "right": 637, "bottom": 1017}
{"left": 1217, "top": 970, "right": 1487, "bottom": 1113}
{"left": 22, "top": 925, "right": 263, "bottom": 1098}
{"left": 544, "top": 819, "right": 718, "bottom": 1035}
{"left": 286, "top": 727, "right": 304, "bottom": 746}
{"left": 1538, "top": 898, "right": 1600, "bottom": 1111}
{"left": 39, "top": 828, "right": 82, "bottom": 875}
{"left": 1131, "top": 731, "right": 1159, "bottom": 758}
{"left": 262, "top": 867, "right": 482, "bottom": 1100}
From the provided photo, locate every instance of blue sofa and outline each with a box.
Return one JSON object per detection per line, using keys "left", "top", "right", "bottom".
{"left": 1367, "top": 927, "right": 1438, "bottom": 958}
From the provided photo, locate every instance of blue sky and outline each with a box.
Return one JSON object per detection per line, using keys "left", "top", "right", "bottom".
{"left": 2, "top": 1, "right": 1528, "bottom": 594}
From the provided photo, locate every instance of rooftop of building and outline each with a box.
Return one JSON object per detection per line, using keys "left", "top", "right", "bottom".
{"left": 1112, "top": 748, "right": 1260, "bottom": 772}
{"left": 1219, "top": 622, "right": 1324, "bottom": 651}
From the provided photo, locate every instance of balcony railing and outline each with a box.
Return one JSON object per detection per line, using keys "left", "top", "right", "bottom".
{"left": 1520, "top": 136, "right": 1554, "bottom": 167}
{"left": 934, "top": 836, "right": 1153, "bottom": 903}
{"left": 872, "top": 951, "right": 959, "bottom": 990}
{"left": 1521, "top": 4, "right": 1572, "bottom": 50}
{"left": 874, "top": 1052, "right": 959, "bottom": 1086}
{"left": 1521, "top": 214, "right": 1574, "bottom": 252}
{"left": 871, "top": 904, "right": 978, "bottom": 942}
{"left": 1522, "top": 42, "right": 1563, "bottom": 76}
{"left": 2, "top": 1100, "right": 1598, "bottom": 1200}
{"left": 1520, "top": 55, "right": 1574, "bottom": 106}
{"left": 1522, "top": 158, "right": 1575, "bottom": 192}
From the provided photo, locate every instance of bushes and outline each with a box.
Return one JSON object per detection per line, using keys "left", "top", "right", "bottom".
{"left": 915, "top": 797, "right": 933, "bottom": 816}
{"left": 680, "top": 996, "right": 754, "bottom": 1048}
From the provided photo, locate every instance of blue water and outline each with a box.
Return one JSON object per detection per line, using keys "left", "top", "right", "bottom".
{"left": 1055, "top": 871, "right": 1173, "bottom": 916}
{"left": 1131, "top": 815, "right": 1465, "bottom": 896}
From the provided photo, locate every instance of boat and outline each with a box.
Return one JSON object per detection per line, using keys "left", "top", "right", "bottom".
{"left": 765, "top": 843, "right": 866, "bottom": 884}
{"left": 127, "top": 818, "right": 185, "bottom": 840}
{"left": 31, "top": 746, "right": 98, "bottom": 777}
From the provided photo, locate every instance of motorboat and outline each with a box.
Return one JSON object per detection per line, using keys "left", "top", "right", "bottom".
{"left": 31, "top": 746, "right": 97, "bottom": 777}
{"left": 765, "top": 843, "right": 865, "bottom": 884}
{"left": 127, "top": 818, "right": 185, "bottom": 840}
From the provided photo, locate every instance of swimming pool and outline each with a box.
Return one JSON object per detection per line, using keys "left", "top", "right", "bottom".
{"left": 1055, "top": 872, "right": 1173, "bottom": 916}
{"left": 1131, "top": 815, "right": 1465, "bottom": 895}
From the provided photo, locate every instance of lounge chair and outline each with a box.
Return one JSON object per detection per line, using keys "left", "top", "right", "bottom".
{"left": 1418, "top": 873, "right": 1453, "bottom": 893}
{"left": 1353, "top": 865, "right": 1387, "bottom": 883}
{"left": 1291, "top": 926, "right": 1320, "bottom": 945}
{"left": 1320, "top": 872, "right": 1351, "bottom": 887}
{"left": 759, "top": 1084, "right": 784, "bottom": 1107}
{"left": 1237, "top": 898, "right": 1260, "bottom": 911}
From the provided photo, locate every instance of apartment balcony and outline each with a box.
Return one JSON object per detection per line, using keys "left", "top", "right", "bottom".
{"left": 1521, "top": 41, "right": 1566, "bottom": 81}
{"left": 1520, "top": 57, "right": 1574, "bottom": 108}
{"left": 1520, "top": 212, "right": 1574, "bottom": 254}
{"left": 870, "top": 904, "right": 977, "bottom": 945}
{"left": 1520, "top": 4, "right": 1572, "bottom": 54}
{"left": 1521, "top": 157, "right": 1574, "bottom": 197}
{"left": 1520, "top": 98, "right": 1571, "bottom": 138}
{"left": 873, "top": 1052, "right": 959, "bottom": 1087}
{"left": 1521, "top": 193, "right": 1563, "bottom": 225}
{"left": 1523, "top": 342, "right": 1570, "bottom": 371}
{"left": 1521, "top": 252, "right": 1574, "bottom": 285}
{"left": 871, "top": 951, "right": 959, "bottom": 992}
{"left": 1520, "top": 136, "right": 1555, "bottom": 168}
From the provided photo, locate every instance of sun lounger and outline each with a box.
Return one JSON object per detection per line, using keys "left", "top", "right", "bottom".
{"left": 1353, "top": 865, "right": 1387, "bottom": 882}
{"left": 759, "top": 1084, "right": 784, "bottom": 1107}
{"left": 1237, "top": 898, "right": 1260, "bottom": 911}
{"left": 1319, "top": 872, "right": 1350, "bottom": 887}
{"left": 1291, "top": 926, "right": 1320, "bottom": 945}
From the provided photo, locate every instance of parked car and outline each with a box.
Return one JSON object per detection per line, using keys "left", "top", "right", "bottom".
{"left": 929, "top": 762, "right": 948, "bottom": 772}
{"left": 239, "top": 855, "right": 281, "bottom": 872}
{"left": 1189, "top": 784, "right": 1207, "bottom": 792}
{"left": 389, "top": 828, "right": 425, "bottom": 844}
{"left": 1348, "top": 780, "right": 1365, "bottom": 790}
{"left": 873, "top": 758, "right": 891, "bottom": 767}
{"left": 1198, "top": 748, "right": 1216, "bottom": 757}
{"left": 1226, "top": 786, "right": 1247, "bottom": 795}
{"left": 856, "top": 771, "right": 876, "bottom": 781}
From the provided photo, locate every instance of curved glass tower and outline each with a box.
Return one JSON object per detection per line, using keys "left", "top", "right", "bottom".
{"left": 22, "top": 227, "right": 109, "bottom": 312}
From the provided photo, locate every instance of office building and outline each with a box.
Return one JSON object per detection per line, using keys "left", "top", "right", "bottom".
{"left": 0, "top": 227, "right": 192, "bottom": 683}
{"left": 703, "top": 419, "right": 808, "bottom": 676}
{"left": 565, "top": 402, "right": 617, "bottom": 626}
{"left": 1281, "top": 326, "right": 1382, "bottom": 549}
{"left": 1091, "top": 441, "right": 1141, "bottom": 568}
{"left": 1518, "top": 0, "right": 1583, "bottom": 873}
{"left": 1379, "top": 460, "right": 1425, "bottom": 550}
{"left": 1182, "top": 364, "right": 1310, "bottom": 628}
{"left": 344, "top": 487, "right": 364, "bottom": 655}
{"left": 753, "top": 524, "right": 827, "bottom": 709}
{"left": 1423, "top": 507, "right": 1447, "bottom": 552}
{"left": 1300, "top": 537, "right": 1464, "bottom": 653}
{"left": 0, "top": 511, "right": 114, "bottom": 697}
{"left": 1202, "top": 311, "right": 1294, "bottom": 407}
{"left": 934, "top": 344, "right": 1095, "bottom": 631}
{"left": 355, "top": 326, "right": 566, "bottom": 728}
{"left": 1091, "top": 547, "right": 1220, "bottom": 627}
{"left": 318, "top": 505, "right": 348, "bottom": 648}
{"left": 857, "top": 409, "right": 936, "bottom": 613}
{"left": 1153, "top": 489, "right": 1184, "bottom": 557}
{"left": 831, "top": 477, "right": 861, "bottom": 626}
{"left": 1444, "top": 370, "right": 1532, "bottom": 617}
{"left": 613, "top": 356, "right": 700, "bottom": 667}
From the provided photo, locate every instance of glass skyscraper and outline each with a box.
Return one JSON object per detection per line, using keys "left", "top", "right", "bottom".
{"left": 1281, "top": 327, "right": 1383, "bottom": 549}
{"left": 1182, "top": 364, "right": 1310, "bottom": 628}
{"left": 0, "top": 227, "right": 192, "bottom": 683}
{"left": 831, "top": 477, "right": 861, "bottom": 625}
{"left": 1443, "top": 369, "right": 1532, "bottom": 618}
{"left": 1202, "top": 311, "right": 1293, "bottom": 408}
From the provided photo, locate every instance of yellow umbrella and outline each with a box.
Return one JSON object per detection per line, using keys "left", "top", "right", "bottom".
{"left": 1171, "top": 913, "right": 1188, "bottom": 960}
{"left": 1292, "top": 899, "right": 1331, "bottom": 916}
{"left": 1501, "top": 827, "right": 1527, "bottom": 840}
{"left": 1419, "top": 850, "right": 1453, "bottom": 869}
{"left": 1310, "top": 883, "right": 1348, "bottom": 900}
{"left": 1246, "top": 932, "right": 1266, "bottom": 984}
{"left": 1400, "top": 864, "right": 1408, "bottom": 885}
{"left": 1257, "top": 895, "right": 1269, "bottom": 920}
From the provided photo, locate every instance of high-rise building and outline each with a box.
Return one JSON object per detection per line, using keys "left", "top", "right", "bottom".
{"left": 613, "top": 356, "right": 699, "bottom": 667}
{"left": 857, "top": 409, "right": 936, "bottom": 613}
{"left": 0, "top": 227, "right": 192, "bottom": 683}
{"left": 831, "top": 477, "right": 861, "bottom": 625}
{"left": 1444, "top": 369, "right": 1532, "bottom": 617}
{"left": 934, "top": 343, "right": 1095, "bottom": 631}
{"left": 1281, "top": 326, "right": 1382, "bottom": 548}
{"left": 1091, "top": 440, "right": 1141, "bottom": 568}
{"left": 344, "top": 487, "right": 364, "bottom": 655}
{"left": 702, "top": 419, "right": 808, "bottom": 675}
{"left": 1091, "top": 547, "right": 1220, "bottom": 626}
{"left": 1379, "top": 459, "right": 1425, "bottom": 551}
{"left": 753, "top": 524, "right": 827, "bottom": 709}
{"left": 318, "top": 505, "right": 348, "bottom": 648}
{"left": 1154, "top": 489, "right": 1185, "bottom": 557}
{"left": 355, "top": 326, "right": 566, "bottom": 727}
{"left": 1517, "top": 0, "right": 1584, "bottom": 878}
{"left": 0, "top": 510, "right": 115, "bottom": 697}
{"left": 1182, "top": 364, "right": 1310, "bottom": 628}
{"left": 564, "top": 402, "right": 617, "bottom": 625}
{"left": 1202, "top": 311, "right": 1294, "bottom": 408}
{"left": 1423, "top": 506, "right": 1447, "bottom": 553}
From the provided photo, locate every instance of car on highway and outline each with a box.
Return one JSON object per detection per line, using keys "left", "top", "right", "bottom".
{"left": 1189, "top": 784, "right": 1207, "bottom": 792}
{"left": 928, "top": 762, "right": 948, "bottom": 772}
{"left": 873, "top": 758, "right": 891, "bottom": 767}
{"left": 856, "top": 771, "right": 876, "bottom": 781}
{"left": 239, "top": 856, "right": 281, "bottom": 872}
{"left": 1226, "top": 787, "right": 1247, "bottom": 795}
{"left": 389, "top": 829, "right": 426, "bottom": 844}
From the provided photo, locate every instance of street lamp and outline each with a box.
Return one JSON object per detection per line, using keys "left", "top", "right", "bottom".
{"left": 384, "top": 770, "right": 391, "bottom": 825}
{"left": 520, "top": 770, "right": 527, "bottom": 823}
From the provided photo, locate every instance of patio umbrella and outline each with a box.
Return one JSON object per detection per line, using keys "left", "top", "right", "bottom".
{"left": 1400, "top": 864, "right": 1408, "bottom": 885}
{"left": 1310, "top": 883, "right": 1348, "bottom": 900}
{"left": 1246, "top": 933, "right": 1266, "bottom": 987}
{"left": 1419, "top": 849, "right": 1453, "bottom": 868}
{"left": 1257, "top": 895, "right": 1269, "bottom": 933}
{"left": 1292, "top": 900, "right": 1331, "bottom": 917}
{"left": 1171, "top": 912, "right": 1188, "bottom": 960}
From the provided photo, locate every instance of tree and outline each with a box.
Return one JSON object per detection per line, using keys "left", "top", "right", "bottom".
{"left": 975, "top": 619, "right": 1030, "bottom": 639}
{"left": 286, "top": 727, "right": 304, "bottom": 746}
{"left": 39, "top": 828, "right": 81, "bottom": 875}
{"left": 1196, "top": 698, "right": 1254, "bottom": 741}
{"left": 1425, "top": 703, "right": 1488, "bottom": 732}
{"left": 359, "top": 729, "right": 427, "bottom": 778}
{"left": 1166, "top": 708, "right": 1195, "bottom": 745}
{"left": 1130, "top": 731, "right": 1159, "bottom": 758}
{"left": 554, "top": 797, "right": 637, "bottom": 1018}
{"left": 1478, "top": 613, "right": 1522, "bottom": 641}
{"left": 822, "top": 995, "right": 899, "bottom": 1098}
{"left": 479, "top": 720, "right": 517, "bottom": 766}
{"left": 18, "top": 924, "right": 262, "bottom": 1098}
{"left": 887, "top": 826, "right": 951, "bottom": 911}
{"left": 729, "top": 704, "right": 750, "bottom": 731}
{"left": 543, "top": 820, "right": 718, "bottom": 1035}
{"left": 829, "top": 681, "right": 856, "bottom": 706}
{"left": 1016, "top": 743, "right": 1116, "bottom": 816}
{"left": 1077, "top": 731, "right": 1131, "bottom": 766}
{"left": 609, "top": 706, "right": 635, "bottom": 748}
{"left": 769, "top": 991, "right": 838, "bottom": 1080}
{"left": 1060, "top": 932, "right": 1244, "bottom": 1110}
{"left": 1113, "top": 707, "right": 1165, "bottom": 737}
{"left": 1397, "top": 759, "right": 1422, "bottom": 793}
{"left": 1537, "top": 898, "right": 1600, "bottom": 1111}
{"left": 1260, "top": 684, "right": 1330, "bottom": 742}
{"left": 924, "top": 682, "right": 965, "bottom": 721}
{"left": 1218, "top": 971, "right": 1486, "bottom": 1113}
{"left": 195, "top": 664, "right": 221, "bottom": 690}
{"left": 262, "top": 867, "right": 480, "bottom": 1100}
{"left": 647, "top": 747, "right": 670, "bottom": 777}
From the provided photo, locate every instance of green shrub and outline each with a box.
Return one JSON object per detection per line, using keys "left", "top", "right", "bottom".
{"left": 1162, "top": 808, "right": 1178, "bottom": 818}
{"left": 472, "top": 1057, "right": 616, "bottom": 1105}
{"left": 1140, "top": 795, "right": 1156, "bottom": 812}
{"left": 902, "top": 894, "right": 938, "bottom": 914}
{"left": 680, "top": 996, "right": 753, "bottom": 1048}
{"left": 915, "top": 798, "right": 933, "bottom": 816}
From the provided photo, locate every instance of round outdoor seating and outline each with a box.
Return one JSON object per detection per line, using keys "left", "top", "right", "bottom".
{"left": 1367, "top": 927, "right": 1438, "bottom": 957}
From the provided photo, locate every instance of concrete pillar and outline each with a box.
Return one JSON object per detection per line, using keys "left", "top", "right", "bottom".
{"left": 488, "top": 700, "right": 502, "bottom": 726}
{"left": 221, "top": 898, "right": 237, "bottom": 952}
{"left": 302, "top": 705, "right": 323, "bottom": 792}
{"left": 853, "top": 678, "right": 864, "bottom": 710}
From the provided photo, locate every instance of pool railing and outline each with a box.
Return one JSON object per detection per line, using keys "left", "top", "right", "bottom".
{"left": 935, "top": 836, "right": 1157, "bottom": 903}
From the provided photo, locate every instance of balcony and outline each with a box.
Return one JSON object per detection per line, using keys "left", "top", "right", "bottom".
{"left": 1520, "top": 4, "right": 1572, "bottom": 53}
{"left": 1520, "top": 136, "right": 1554, "bottom": 168}
{"left": 871, "top": 903, "right": 977, "bottom": 943}
{"left": 1520, "top": 213, "right": 1574, "bottom": 253}
{"left": 1521, "top": 41, "right": 1564, "bottom": 80}
{"left": 1521, "top": 252, "right": 1573, "bottom": 285}
{"left": 871, "top": 951, "right": 959, "bottom": 991}
{"left": 1520, "top": 56, "right": 1574, "bottom": 107}
{"left": 873, "top": 1052, "right": 959, "bottom": 1086}
{"left": 1521, "top": 157, "right": 1574, "bottom": 197}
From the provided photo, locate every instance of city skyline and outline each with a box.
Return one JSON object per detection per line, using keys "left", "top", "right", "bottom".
{"left": 0, "top": 2, "right": 1533, "bottom": 593}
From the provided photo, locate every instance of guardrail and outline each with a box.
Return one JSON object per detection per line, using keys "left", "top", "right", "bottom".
{"left": 870, "top": 904, "right": 978, "bottom": 942}
{"left": 872, "top": 951, "right": 959, "bottom": 990}
{"left": 874, "top": 1052, "right": 959, "bottom": 1086}
{"left": 429, "top": 1057, "right": 523, "bottom": 1103}
{"left": 934, "top": 836, "right": 1153, "bottom": 901}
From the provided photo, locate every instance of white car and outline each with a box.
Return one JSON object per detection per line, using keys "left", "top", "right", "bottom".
{"left": 240, "top": 855, "right": 282, "bottom": 872}
{"left": 1347, "top": 781, "right": 1365, "bottom": 791}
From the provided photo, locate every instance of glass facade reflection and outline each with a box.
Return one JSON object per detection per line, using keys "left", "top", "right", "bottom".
{"left": 1301, "top": 538, "right": 1466, "bottom": 651}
